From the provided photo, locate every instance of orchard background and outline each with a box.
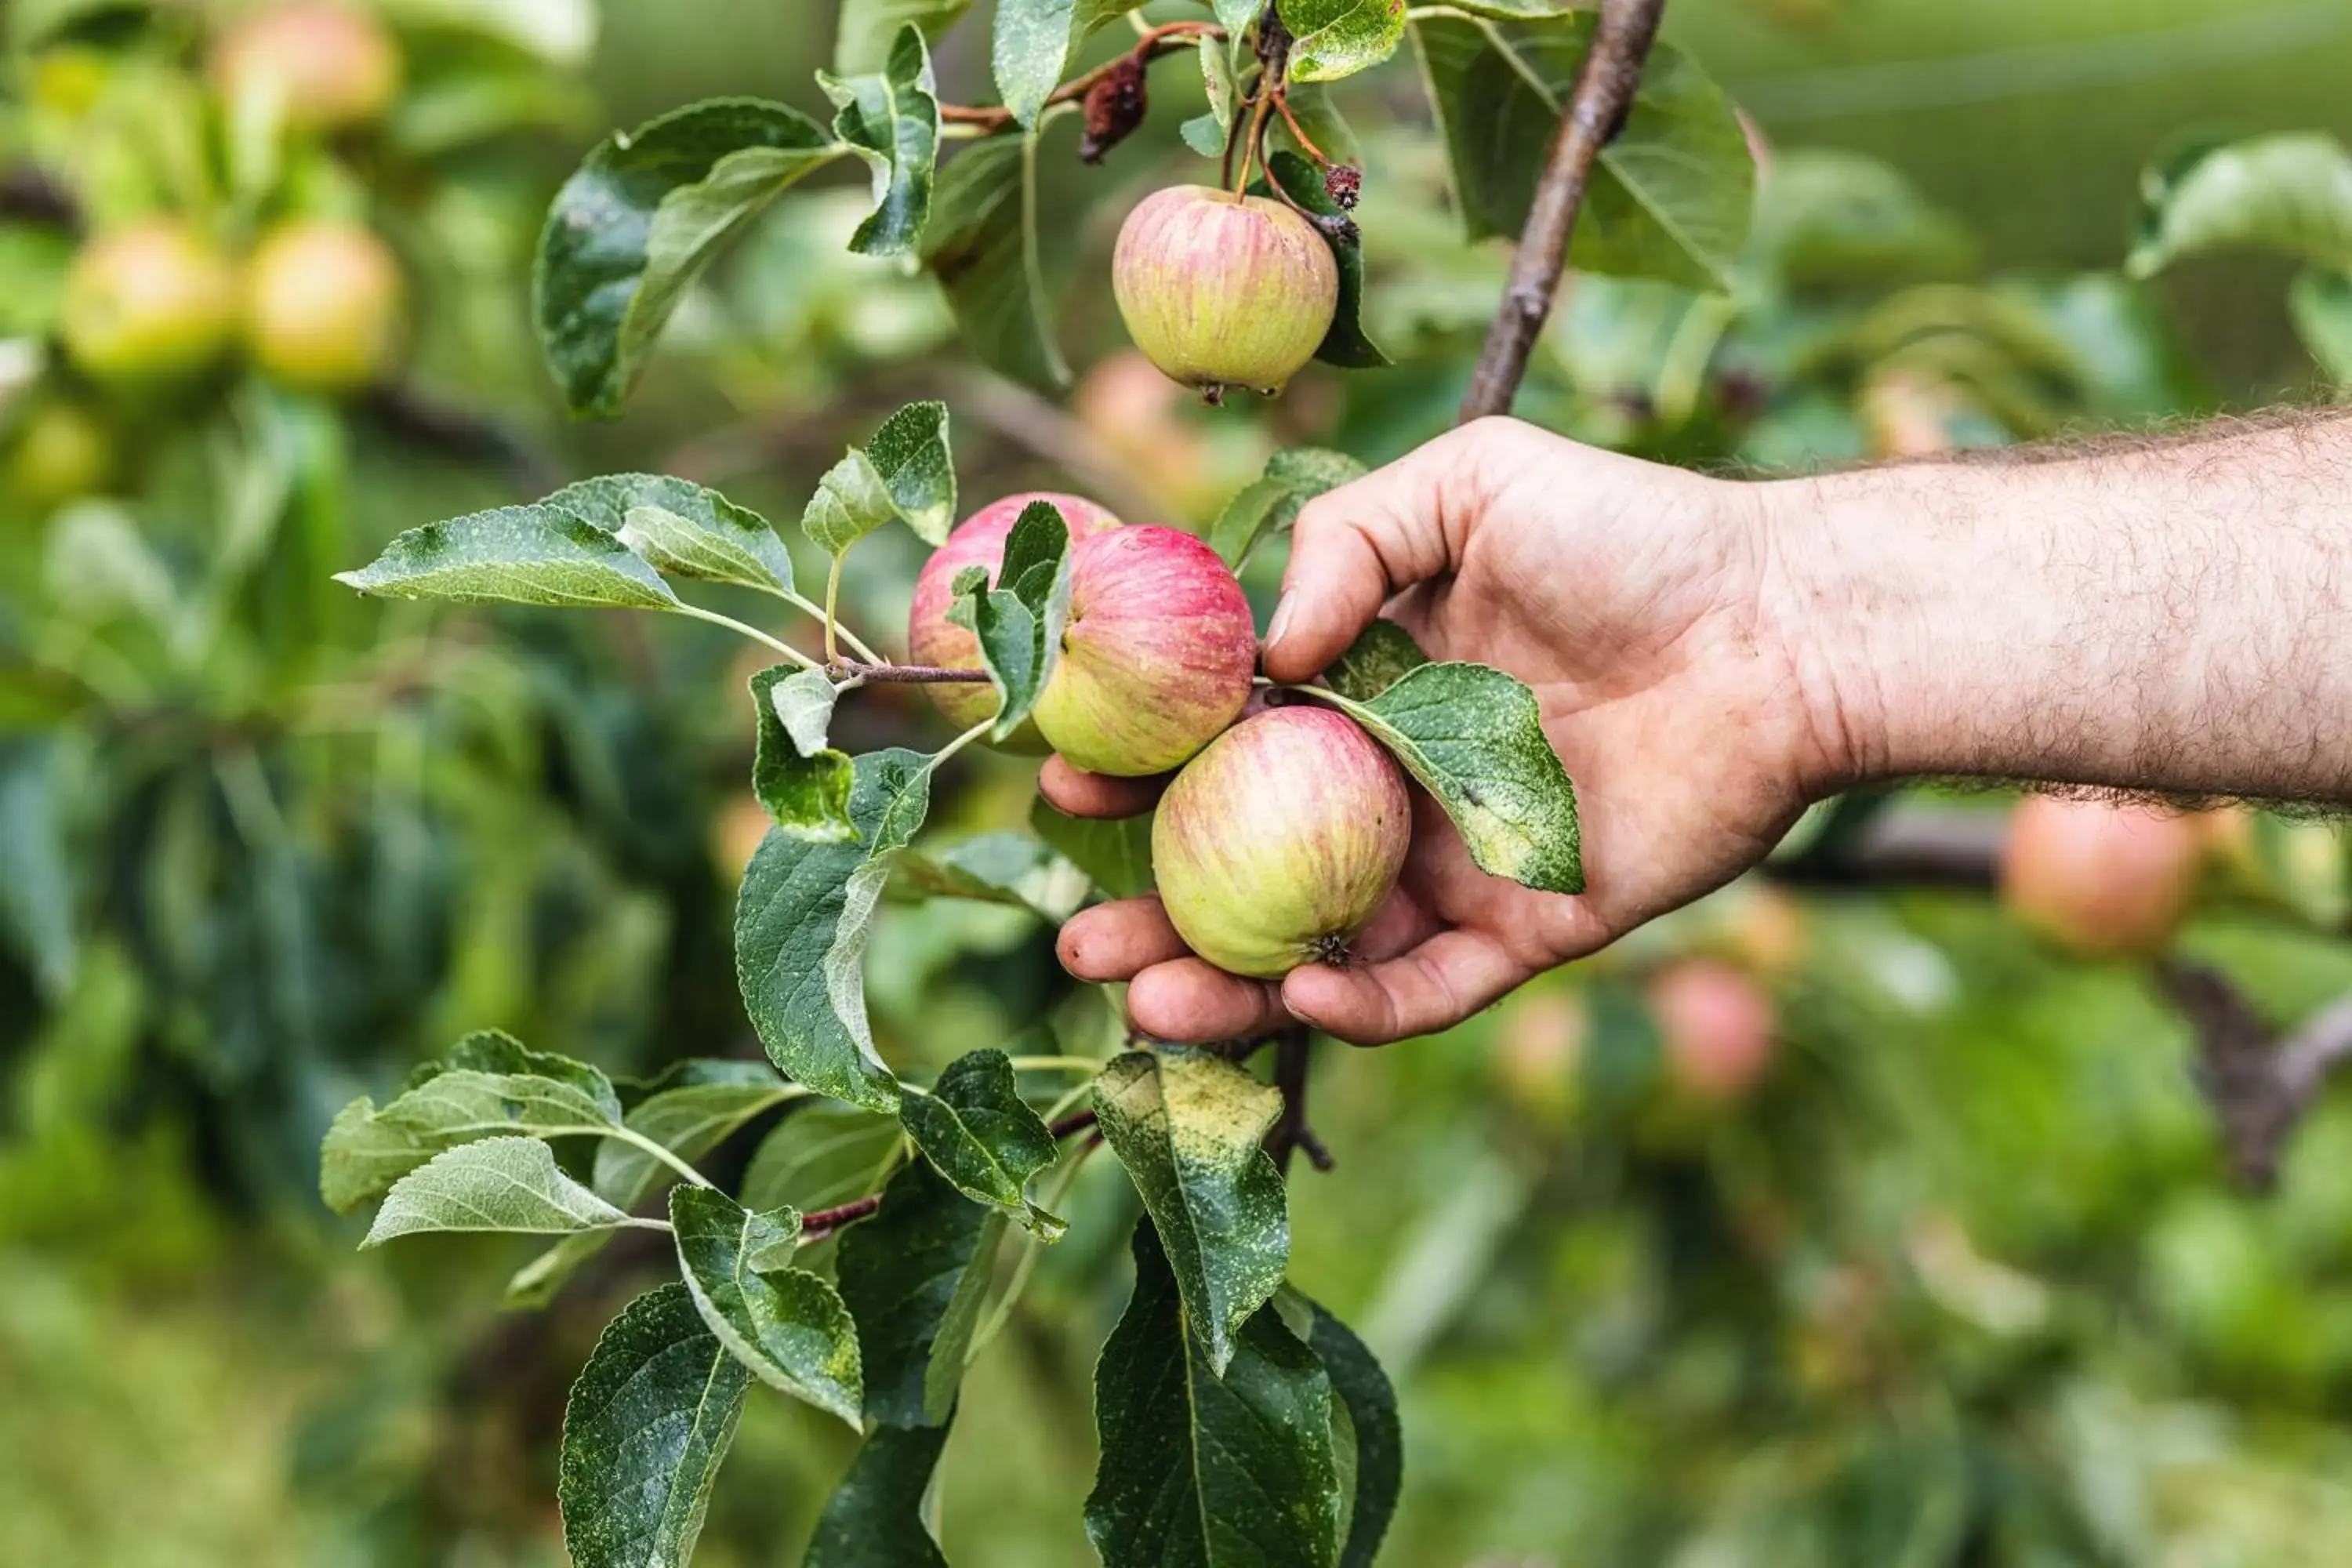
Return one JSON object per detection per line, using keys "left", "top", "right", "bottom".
{"left": 9, "top": 1, "right": 2352, "bottom": 1564}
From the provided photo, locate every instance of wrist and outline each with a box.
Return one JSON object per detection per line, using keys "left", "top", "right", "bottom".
{"left": 1755, "top": 462, "right": 2026, "bottom": 794}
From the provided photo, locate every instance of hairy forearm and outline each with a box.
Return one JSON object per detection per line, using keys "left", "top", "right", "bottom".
{"left": 1769, "top": 413, "right": 2352, "bottom": 802}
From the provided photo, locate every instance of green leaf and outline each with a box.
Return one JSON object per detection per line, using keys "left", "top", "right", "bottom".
{"left": 603, "top": 485, "right": 795, "bottom": 592}
{"left": 2292, "top": 267, "right": 2352, "bottom": 383}
{"left": 990, "top": 0, "right": 1149, "bottom": 129}
{"left": 742, "top": 1102, "right": 907, "bottom": 1213}
{"left": 0, "top": 740, "right": 77, "bottom": 1000}
{"left": 819, "top": 26, "right": 942, "bottom": 257}
{"left": 1085, "top": 1222, "right": 1342, "bottom": 1567}
{"left": 767, "top": 666, "right": 843, "bottom": 757}
{"left": 804, "top": 401, "right": 959, "bottom": 552}
{"left": 362, "top": 1137, "right": 641, "bottom": 1247}
{"left": 1029, "top": 797, "right": 1154, "bottom": 900}
{"left": 1315, "top": 661, "right": 1582, "bottom": 893}
{"left": 946, "top": 499, "right": 1072, "bottom": 742}
{"left": 805, "top": 1421, "right": 953, "bottom": 1567}
{"left": 323, "top": 1034, "right": 625, "bottom": 1214}
{"left": 750, "top": 664, "right": 857, "bottom": 842}
{"left": 902, "top": 1049, "right": 1064, "bottom": 1232}
{"left": 836, "top": 0, "right": 974, "bottom": 74}
{"left": 1259, "top": 151, "right": 1388, "bottom": 370}
{"left": 335, "top": 504, "right": 679, "bottom": 610}
{"left": 594, "top": 1062, "right": 796, "bottom": 1210}
{"left": 1323, "top": 620, "right": 1430, "bottom": 702}
{"left": 1279, "top": 0, "right": 1407, "bottom": 84}
{"left": 1207, "top": 445, "right": 1368, "bottom": 572}
{"left": 1211, "top": 0, "right": 1264, "bottom": 34}
{"left": 1412, "top": 9, "right": 1755, "bottom": 290}
{"left": 801, "top": 448, "right": 900, "bottom": 557}
{"left": 735, "top": 749, "right": 935, "bottom": 1110}
{"left": 558, "top": 1283, "right": 750, "bottom": 1568}
{"left": 1304, "top": 1301, "right": 1401, "bottom": 1568}
{"left": 923, "top": 132, "right": 1069, "bottom": 388}
{"left": 535, "top": 97, "right": 848, "bottom": 417}
{"left": 1093, "top": 1048, "right": 1288, "bottom": 1373}
{"left": 866, "top": 400, "right": 958, "bottom": 545}
{"left": 835, "top": 1159, "right": 1006, "bottom": 1427}
{"left": 670, "top": 1187, "right": 864, "bottom": 1424}
{"left": 2129, "top": 132, "right": 2352, "bottom": 279}
{"left": 1744, "top": 149, "right": 1976, "bottom": 293}
{"left": 893, "top": 831, "right": 1092, "bottom": 921}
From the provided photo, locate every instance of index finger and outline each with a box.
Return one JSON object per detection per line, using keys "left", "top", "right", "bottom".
{"left": 1038, "top": 755, "right": 1167, "bottom": 818}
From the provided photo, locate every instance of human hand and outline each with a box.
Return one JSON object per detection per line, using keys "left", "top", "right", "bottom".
{"left": 1045, "top": 416, "right": 1853, "bottom": 1046}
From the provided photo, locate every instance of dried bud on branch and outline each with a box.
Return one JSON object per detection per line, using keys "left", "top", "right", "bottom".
{"left": 1080, "top": 55, "right": 1150, "bottom": 165}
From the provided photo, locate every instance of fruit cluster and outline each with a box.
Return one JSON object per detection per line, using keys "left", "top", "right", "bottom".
{"left": 7, "top": 5, "right": 408, "bottom": 513}
{"left": 908, "top": 492, "right": 1408, "bottom": 978}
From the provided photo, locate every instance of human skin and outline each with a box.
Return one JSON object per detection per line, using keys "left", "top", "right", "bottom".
{"left": 1152, "top": 706, "right": 1410, "bottom": 976}
{"left": 1047, "top": 412, "right": 2352, "bottom": 1045}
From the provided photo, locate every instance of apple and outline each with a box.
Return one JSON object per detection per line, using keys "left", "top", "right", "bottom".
{"left": 1999, "top": 794, "right": 2204, "bottom": 957}
{"left": 1112, "top": 184, "right": 1337, "bottom": 401}
{"left": 59, "top": 220, "right": 238, "bottom": 390}
{"left": 242, "top": 220, "right": 402, "bottom": 394}
{"left": 1030, "top": 524, "right": 1257, "bottom": 777}
{"left": 6, "top": 399, "right": 114, "bottom": 513}
{"left": 1152, "top": 706, "right": 1410, "bottom": 978}
{"left": 906, "top": 492, "right": 1123, "bottom": 748}
{"left": 209, "top": 3, "right": 402, "bottom": 136}
{"left": 1650, "top": 959, "right": 1776, "bottom": 1101}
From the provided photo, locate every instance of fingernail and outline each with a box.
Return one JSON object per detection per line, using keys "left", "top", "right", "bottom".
{"left": 1265, "top": 591, "right": 1298, "bottom": 652}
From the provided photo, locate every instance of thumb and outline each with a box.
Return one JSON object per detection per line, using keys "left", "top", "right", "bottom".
{"left": 1261, "top": 426, "right": 1482, "bottom": 684}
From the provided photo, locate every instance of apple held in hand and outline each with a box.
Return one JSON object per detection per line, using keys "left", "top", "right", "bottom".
{"left": 1112, "top": 184, "right": 1338, "bottom": 402}
{"left": 1152, "top": 706, "right": 1410, "bottom": 978}
{"left": 243, "top": 220, "right": 403, "bottom": 394}
{"left": 908, "top": 492, "right": 1124, "bottom": 748}
{"left": 1999, "top": 793, "right": 2204, "bottom": 957}
{"left": 1031, "top": 524, "right": 1257, "bottom": 777}
{"left": 60, "top": 220, "right": 238, "bottom": 390}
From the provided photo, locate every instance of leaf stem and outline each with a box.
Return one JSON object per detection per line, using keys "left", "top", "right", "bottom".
{"left": 931, "top": 717, "right": 994, "bottom": 768}
{"left": 673, "top": 603, "right": 822, "bottom": 669}
{"left": 967, "top": 1138, "right": 1100, "bottom": 1359}
{"left": 1271, "top": 87, "right": 1336, "bottom": 169}
{"left": 771, "top": 586, "right": 884, "bottom": 663}
{"left": 593, "top": 1125, "right": 720, "bottom": 1189}
{"left": 822, "top": 556, "right": 845, "bottom": 665}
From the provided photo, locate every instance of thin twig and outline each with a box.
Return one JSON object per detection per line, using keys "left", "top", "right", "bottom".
{"left": 1459, "top": 0, "right": 1669, "bottom": 421}
{"left": 1272, "top": 89, "right": 1335, "bottom": 169}
{"left": 1267, "top": 1025, "right": 1330, "bottom": 1174}
{"left": 800, "top": 1192, "right": 884, "bottom": 1241}
{"left": 2155, "top": 962, "right": 2352, "bottom": 1191}
{"left": 828, "top": 659, "right": 992, "bottom": 684}
{"left": 1048, "top": 1109, "right": 1098, "bottom": 1139}
{"left": 938, "top": 23, "right": 1220, "bottom": 132}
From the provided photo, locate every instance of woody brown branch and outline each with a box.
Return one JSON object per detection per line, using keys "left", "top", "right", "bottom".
{"left": 939, "top": 22, "right": 1221, "bottom": 132}
{"left": 1460, "top": 0, "right": 1669, "bottom": 423}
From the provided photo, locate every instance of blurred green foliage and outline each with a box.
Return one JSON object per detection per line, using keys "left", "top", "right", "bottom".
{"left": 5, "top": 1, "right": 2352, "bottom": 1564}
